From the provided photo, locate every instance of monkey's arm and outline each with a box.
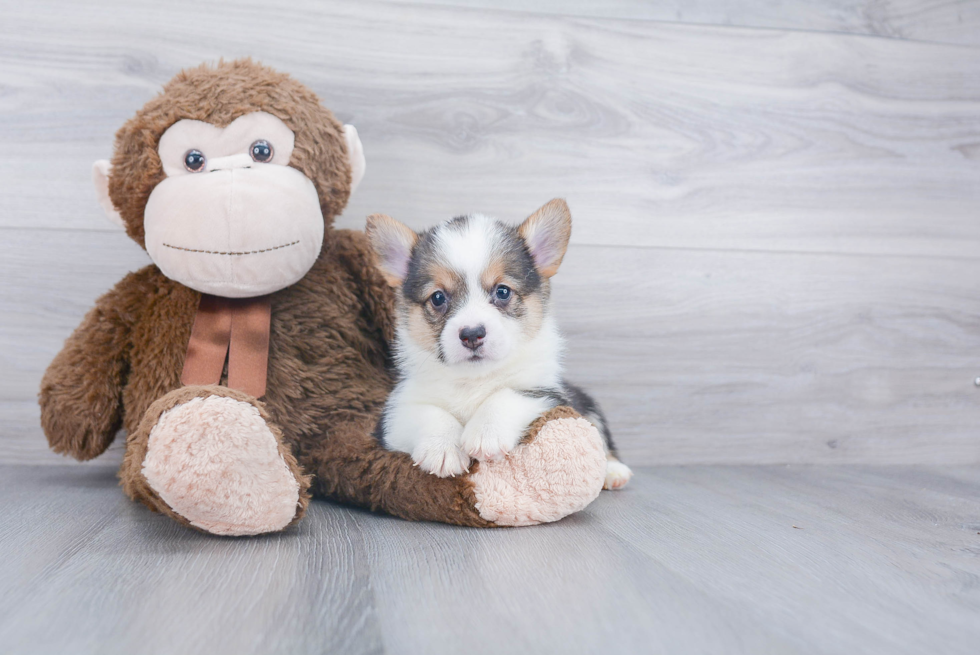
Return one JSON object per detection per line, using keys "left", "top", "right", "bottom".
{"left": 39, "top": 272, "right": 144, "bottom": 460}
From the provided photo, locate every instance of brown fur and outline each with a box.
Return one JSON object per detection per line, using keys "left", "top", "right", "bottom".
{"left": 39, "top": 59, "right": 582, "bottom": 530}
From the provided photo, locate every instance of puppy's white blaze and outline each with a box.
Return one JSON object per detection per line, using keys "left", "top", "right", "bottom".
{"left": 435, "top": 214, "right": 522, "bottom": 366}
{"left": 436, "top": 213, "right": 495, "bottom": 277}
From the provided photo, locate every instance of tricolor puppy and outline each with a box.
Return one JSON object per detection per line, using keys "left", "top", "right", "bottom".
{"left": 366, "top": 199, "right": 632, "bottom": 490}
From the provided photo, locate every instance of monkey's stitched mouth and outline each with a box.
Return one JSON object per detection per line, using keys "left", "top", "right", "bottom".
{"left": 161, "top": 240, "right": 300, "bottom": 256}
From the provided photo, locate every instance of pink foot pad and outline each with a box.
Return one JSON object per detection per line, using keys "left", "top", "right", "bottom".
{"left": 469, "top": 417, "right": 606, "bottom": 526}
{"left": 142, "top": 395, "right": 301, "bottom": 536}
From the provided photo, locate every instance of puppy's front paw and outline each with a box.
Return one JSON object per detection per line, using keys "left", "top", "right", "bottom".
{"left": 460, "top": 419, "right": 523, "bottom": 462}
{"left": 412, "top": 439, "right": 471, "bottom": 478}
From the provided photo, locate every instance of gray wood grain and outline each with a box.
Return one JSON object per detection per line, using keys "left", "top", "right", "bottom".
{"left": 384, "top": 0, "right": 980, "bottom": 47}
{"left": 4, "top": 228, "right": 978, "bottom": 465}
{"left": 1, "top": 463, "right": 978, "bottom": 655}
{"left": 1, "top": 0, "right": 978, "bottom": 258}
{"left": 554, "top": 246, "right": 980, "bottom": 465}
{"left": 0, "top": 466, "right": 382, "bottom": 655}
{"left": 0, "top": 401, "right": 126, "bottom": 467}
{"left": 2, "top": 0, "right": 979, "bottom": 466}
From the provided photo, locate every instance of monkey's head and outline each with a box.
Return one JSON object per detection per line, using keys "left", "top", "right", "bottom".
{"left": 93, "top": 59, "right": 365, "bottom": 298}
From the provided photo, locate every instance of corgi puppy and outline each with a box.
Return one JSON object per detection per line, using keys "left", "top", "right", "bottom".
{"left": 366, "top": 199, "right": 632, "bottom": 490}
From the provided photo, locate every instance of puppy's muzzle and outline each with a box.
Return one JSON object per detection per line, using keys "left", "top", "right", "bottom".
{"left": 459, "top": 325, "right": 486, "bottom": 351}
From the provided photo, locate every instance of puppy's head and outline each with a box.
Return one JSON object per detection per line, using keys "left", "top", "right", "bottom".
{"left": 366, "top": 199, "right": 571, "bottom": 367}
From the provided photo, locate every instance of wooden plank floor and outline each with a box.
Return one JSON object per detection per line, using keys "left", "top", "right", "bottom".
{"left": 0, "top": 464, "right": 977, "bottom": 655}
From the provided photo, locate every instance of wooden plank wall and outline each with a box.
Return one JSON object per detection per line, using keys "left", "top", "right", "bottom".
{"left": 1, "top": 0, "right": 978, "bottom": 465}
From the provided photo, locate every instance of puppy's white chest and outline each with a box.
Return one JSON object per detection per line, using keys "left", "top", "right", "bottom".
{"left": 421, "top": 377, "right": 503, "bottom": 424}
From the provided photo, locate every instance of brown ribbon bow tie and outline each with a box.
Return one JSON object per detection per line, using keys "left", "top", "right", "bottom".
{"left": 181, "top": 294, "right": 272, "bottom": 398}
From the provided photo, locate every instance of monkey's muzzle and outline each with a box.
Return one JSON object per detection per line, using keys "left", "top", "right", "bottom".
{"left": 143, "top": 163, "right": 324, "bottom": 298}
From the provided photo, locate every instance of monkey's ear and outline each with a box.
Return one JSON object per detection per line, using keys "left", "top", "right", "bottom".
{"left": 92, "top": 160, "right": 125, "bottom": 229}
{"left": 365, "top": 213, "right": 416, "bottom": 287}
{"left": 518, "top": 198, "right": 572, "bottom": 278}
{"left": 343, "top": 125, "right": 366, "bottom": 195}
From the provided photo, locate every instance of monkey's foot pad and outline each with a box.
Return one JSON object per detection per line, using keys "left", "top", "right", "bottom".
{"left": 470, "top": 417, "right": 606, "bottom": 526}
{"left": 142, "top": 395, "right": 301, "bottom": 536}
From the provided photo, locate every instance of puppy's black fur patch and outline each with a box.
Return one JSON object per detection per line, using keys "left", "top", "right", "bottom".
{"left": 519, "top": 381, "right": 616, "bottom": 456}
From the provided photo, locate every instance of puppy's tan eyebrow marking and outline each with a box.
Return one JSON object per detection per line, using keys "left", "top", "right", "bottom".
{"left": 481, "top": 258, "right": 507, "bottom": 291}
{"left": 161, "top": 241, "right": 300, "bottom": 256}
{"left": 427, "top": 264, "right": 466, "bottom": 297}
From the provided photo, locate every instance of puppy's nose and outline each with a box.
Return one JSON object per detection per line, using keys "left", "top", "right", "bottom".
{"left": 459, "top": 325, "right": 486, "bottom": 350}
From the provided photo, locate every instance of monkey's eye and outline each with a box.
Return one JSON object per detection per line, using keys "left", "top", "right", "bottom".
{"left": 250, "top": 140, "right": 274, "bottom": 163}
{"left": 494, "top": 285, "right": 512, "bottom": 302}
{"left": 183, "top": 149, "right": 206, "bottom": 172}
{"left": 430, "top": 290, "right": 448, "bottom": 313}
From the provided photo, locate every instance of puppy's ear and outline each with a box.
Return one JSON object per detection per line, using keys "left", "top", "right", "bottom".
{"left": 518, "top": 198, "right": 572, "bottom": 278}
{"left": 366, "top": 214, "right": 417, "bottom": 287}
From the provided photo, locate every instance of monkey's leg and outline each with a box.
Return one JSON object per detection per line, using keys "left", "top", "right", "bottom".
{"left": 120, "top": 385, "right": 311, "bottom": 536}
{"left": 307, "top": 406, "right": 606, "bottom": 527}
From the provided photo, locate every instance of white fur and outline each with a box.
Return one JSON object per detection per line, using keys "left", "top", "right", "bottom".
{"left": 604, "top": 459, "right": 633, "bottom": 490}
{"left": 404, "top": 404, "right": 470, "bottom": 477}
{"left": 382, "top": 215, "right": 565, "bottom": 477}
{"left": 460, "top": 388, "right": 554, "bottom": 461}
{"left": 383, "top": 314, "right": 563, "bottom": 476}
{"left": 437, "top": 215, "right": 521, "bottom": 366}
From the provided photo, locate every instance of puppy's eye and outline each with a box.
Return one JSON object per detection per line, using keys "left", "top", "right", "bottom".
{"left": 430, "top": 290, "right": 448, "bottom": 311}
{"left": 184, "top": 149, "right": 206, "bottom": 172}
{"left": 250, "top": 140, "right": 274, "bottom": 163}
{"left": 494, "top": 285, "right": 512, "bottom": 302}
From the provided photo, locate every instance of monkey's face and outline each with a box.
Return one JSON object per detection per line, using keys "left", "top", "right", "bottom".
{"left": 142, "top": 111, "right": 324, "bottom": 298}
{"left": 93, "top": 59, "right": 365, "bottom": 297}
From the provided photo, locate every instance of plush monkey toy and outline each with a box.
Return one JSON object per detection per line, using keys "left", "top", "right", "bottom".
{"left": 39, "top": 59, "right": 607, "bottom": 536}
